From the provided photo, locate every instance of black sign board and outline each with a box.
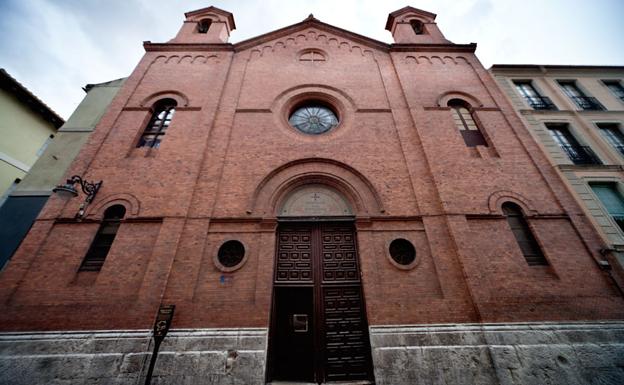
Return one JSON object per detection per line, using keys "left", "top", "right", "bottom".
{"left": 153, "top": 304, "right": 175, "bottom": 340}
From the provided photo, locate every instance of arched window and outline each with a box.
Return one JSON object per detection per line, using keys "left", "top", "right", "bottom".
{"left": 502, "top": 202, "right": 548, "bottom": 266}
{"left": 79, "top": 205, "right": 126, "bottom": 271}
{"left": 448, "top": 99, "right": 488, "bottom": 147}
{"left": 137, "top": 99, "right": 177, "bottom": 148}
{"left": 197, "top": 19, "right": 212, "bottom": 34}
{"left": 410, "top": 19, "right": 424, "bottom": 35}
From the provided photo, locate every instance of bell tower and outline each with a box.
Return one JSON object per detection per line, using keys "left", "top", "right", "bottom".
{"left": 170, "top": 6, "right": 236, "bottom": 44}
{"left": 386, "top": 6, "right": 450, "bottom": 44}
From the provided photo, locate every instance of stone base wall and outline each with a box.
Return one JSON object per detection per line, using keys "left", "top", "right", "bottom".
{"left": 370, "top": 322, "right": 624, "bottom": 385}
{"left": 0, "top": 328, "right": 267, "bottom": 385}
{"left": 1, "top": 322, "right": 623, "bottom": 384}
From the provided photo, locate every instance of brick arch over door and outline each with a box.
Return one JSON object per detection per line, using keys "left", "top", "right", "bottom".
{"left": 248, "top": 158, "right": 384, "bottom": 217}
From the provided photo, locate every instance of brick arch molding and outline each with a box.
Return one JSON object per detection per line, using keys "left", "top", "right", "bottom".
{"left": 140, "top": 90, "right": 190, "bottom": 108}
{"left": 437, "top": 90, "right": 484, "bottom": 108}
{"left": 86, "top": 193, "right": 141, "bottom": 219}
{"left": 248, "top": 158, "right": 384, "bottom": 217}
{"left": 488, "top": 190, "right": 537, "bottom": 215}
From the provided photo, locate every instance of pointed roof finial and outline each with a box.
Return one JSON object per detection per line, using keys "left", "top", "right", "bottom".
{"left": 306, "top": 13, "right": 315, "bottom": 20}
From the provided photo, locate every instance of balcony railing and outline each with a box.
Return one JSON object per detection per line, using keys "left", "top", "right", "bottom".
{"left": 569, "top": 96, "right": 604, "bottom": 111}
{"left": 613, "top": 144, "right": 624, "bottom": 157}
{"left": 525, "top": 96, "right": 557, "bottom": 110}
{"left": 613, "top": 215, "right": 624, "bottom": 233}
{"left": 559, "top": 144, "right": 602, "bottom": 165}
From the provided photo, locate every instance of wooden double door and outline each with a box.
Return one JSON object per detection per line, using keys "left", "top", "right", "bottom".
{"left": 268, "top": 222, "right": 374, "bottom": 384}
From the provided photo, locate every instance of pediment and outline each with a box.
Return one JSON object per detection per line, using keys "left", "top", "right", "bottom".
{"left": 234, "top": 17, "right": 388, "bottom": 53}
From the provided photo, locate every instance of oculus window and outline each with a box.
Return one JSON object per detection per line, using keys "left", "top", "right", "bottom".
{"left": 289, "top": 104, "right": 339, "bottom": 135}
{"left": 389, "top": 238, "right": 416, "bottom": 266}
{"left": 217, "top": 240, "right": 245, "bottom": 268}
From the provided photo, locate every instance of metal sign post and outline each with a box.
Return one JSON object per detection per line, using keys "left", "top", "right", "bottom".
{"left": 144, "top": 304, "right": 175, "bottom": 385}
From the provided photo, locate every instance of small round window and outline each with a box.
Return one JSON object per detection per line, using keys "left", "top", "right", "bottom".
{"left": 217, "top": 240, "right": 245, "bottom": 268}
{"left": 289, "top": 104, "right": 339, "bottom": 135}
{"left": 389, "top": 239, "right": 416, "bottom": 266}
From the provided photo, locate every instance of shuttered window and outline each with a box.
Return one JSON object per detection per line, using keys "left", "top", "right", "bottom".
{"left": 80, "top": 205, "right": 126, "bottom": 271}
{"left": 502, "top": 202, "right": 548, "bottom": 266}
{"left": 590, "top": 183, "right": 624, "bottom": 232}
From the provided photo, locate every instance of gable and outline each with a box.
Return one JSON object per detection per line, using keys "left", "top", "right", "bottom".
{"left": 234, "top": 17, "right": 389, "bottom": 53}
{"left": 241, "top": 27, "right": 380, "bottom": 62}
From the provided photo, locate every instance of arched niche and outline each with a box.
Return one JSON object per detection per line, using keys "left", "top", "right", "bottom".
{"left": 279, "top": 184, "right": 353, "bottom": 217}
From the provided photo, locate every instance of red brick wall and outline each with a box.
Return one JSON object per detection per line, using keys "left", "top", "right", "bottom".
{"left": 0, "top": 15, "right": 622, "bottom": 332}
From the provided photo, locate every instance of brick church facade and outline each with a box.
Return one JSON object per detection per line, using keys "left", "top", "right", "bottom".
{"left": 1, "top": 6, "right": 623, "bottom": 385}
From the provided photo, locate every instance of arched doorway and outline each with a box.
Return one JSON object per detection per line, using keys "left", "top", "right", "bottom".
{"left": 268, "top": 184, "right": 374, "bottom": 383}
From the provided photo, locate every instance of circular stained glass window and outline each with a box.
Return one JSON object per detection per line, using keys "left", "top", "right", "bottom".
{"left": 389, "top": 239, "right": 416, "bottom": 266}
{"left": 217, "top": 240, "right": 245, "bottom": 268}
{"left": 289, "top": 104, "right": 339, "bottom": 135}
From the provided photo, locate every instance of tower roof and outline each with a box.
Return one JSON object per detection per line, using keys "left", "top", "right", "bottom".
{"left": 385, "top": 6, "right": 437, "bottom": 31}
{"left": 184, "top": 5, "right": 236, "bottom": 30}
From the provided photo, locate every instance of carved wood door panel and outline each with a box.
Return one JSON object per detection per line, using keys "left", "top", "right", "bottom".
{"left": 269, "top": 222, "right": 373, "bottom": 384}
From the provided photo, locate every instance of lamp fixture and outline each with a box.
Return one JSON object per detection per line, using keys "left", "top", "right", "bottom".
{"left": 53, "top": 175, "right": 102, "bottom": 204}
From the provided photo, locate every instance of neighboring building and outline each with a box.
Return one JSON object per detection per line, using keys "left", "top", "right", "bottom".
{"left": 1, "top": 6, "right": 623, "bottom": 385}
{"left": 0, "top": 68, "right": 63, "bottom": 202}
{"left": 490, "top": 65, "right": 624, "bottom": 290}
{"left": 0, "top": 78, "right": 125, "bottom": 269}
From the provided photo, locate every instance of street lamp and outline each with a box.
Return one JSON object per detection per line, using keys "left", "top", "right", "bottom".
{"left": 53, "top": 175, "right": 102, "bottom": 217}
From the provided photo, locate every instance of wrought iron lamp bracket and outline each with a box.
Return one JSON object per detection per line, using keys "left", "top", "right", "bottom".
{"left": 65, "top": 175, "right": 102, "bottom": 203}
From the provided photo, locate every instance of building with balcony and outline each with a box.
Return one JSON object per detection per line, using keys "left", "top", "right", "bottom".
{"left": 490, "top": 64, "right": 624, "bottom": 290}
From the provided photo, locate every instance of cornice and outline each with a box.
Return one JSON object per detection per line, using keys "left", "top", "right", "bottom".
{"left": 143, "top": 41, "right": 477, "bottom": 56}
{"left": 143, "top": 42, "right": 234, "bottom": 52}
{"left": 389, "top": 43, "right": 477, "bottom": 53}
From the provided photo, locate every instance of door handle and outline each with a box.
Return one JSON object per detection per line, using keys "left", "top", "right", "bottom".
{"left": 292, "top": 314, "right": 309, "bottom": 333}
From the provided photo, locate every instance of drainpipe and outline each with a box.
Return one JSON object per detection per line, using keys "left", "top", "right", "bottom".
{"left": 144, "top": 304, "right": 175, "bottom": 385}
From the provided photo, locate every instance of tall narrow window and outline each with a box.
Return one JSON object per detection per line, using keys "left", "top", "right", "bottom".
{"left": 80, "top": 205, "right": 126, "bottom": 271}
{"left": 546, "top": 123, "right": 601, "bottom": 165}
{"left": 558, "top": 81, "right": 604, "bottom": 110}
{"left": 590, "top": 183, "right": 624, "bottom": 233}
{"left": 410, "top": 20, "right": 424, "bottom": 35}
{"left": 502, "top": 202, "right": 548, "bottom": 266}
{"left": 513, "top": 81, "right": 556, "bottom": 110}
{"left": 197, "top": 19, "right": 212, "bottom": 33}
{"left": 603, "top": 80, "right": 624, "bottom": 102}
{"left": 448, "top": 99, "right": 487, "bottom": 147}
{"left": 137, "top": 99, "right": 176, "bottom": 148}
{"left": 597, "top": 123, "right": 624, "bottom": 156}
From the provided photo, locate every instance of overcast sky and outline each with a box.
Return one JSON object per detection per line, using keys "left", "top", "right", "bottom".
{"left": 0, "top": 0, "right": 622, "bottom": 119}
